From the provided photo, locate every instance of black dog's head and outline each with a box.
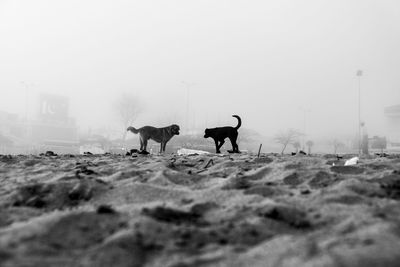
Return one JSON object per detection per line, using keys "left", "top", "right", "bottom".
{"left": 171, "top": 124, "right": 180, "bottom": 135}
{"left": 204, "top": 128, "right": 211, "bottom": 138}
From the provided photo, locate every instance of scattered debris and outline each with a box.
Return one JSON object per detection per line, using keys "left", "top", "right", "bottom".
{"left": 257, "top": 144, "right": 262, "bottom": 158}
{"left": 292, "top": 151, "right": 307, "bottom": 156}
{"left": 79, "top": 145, "right": 105, "bottom": 155}
{"left": 203, "top": 159, "right": 214, "bottom": 169}
{"left": 96, "top": 204, "right": 116, "bottom": 214}
{"left": 126, "top": 149, "right": 140, "bottom": 156}
{"left": 40, "top": 151, "right": 57, "bottom": 157}
{"left": 75, "top": 165, "right": 97, "bottom": 177}
{"left": 177, "top": 148, "right": 210, "bottom": 156}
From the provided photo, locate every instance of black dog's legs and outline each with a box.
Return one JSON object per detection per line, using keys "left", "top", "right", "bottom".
{"left": 216, "top": 139, "right": 225, "bottom": 153}
{"left": 214, "top": 139, "right": 219, "bottom": 153}
{"left": 229, "top": 136, "right": 240, "bottom": 153}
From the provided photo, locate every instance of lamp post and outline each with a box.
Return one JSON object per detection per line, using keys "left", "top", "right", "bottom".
{"left": 356, "top": 70, "right": 363, "bottom": 155}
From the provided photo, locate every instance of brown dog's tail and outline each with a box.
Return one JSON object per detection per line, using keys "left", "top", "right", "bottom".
{"left": 232, "top": 115, "right": 241, "bottom": 130}
{"left": 127, "top": 126, "right": 139, "bottom": 134}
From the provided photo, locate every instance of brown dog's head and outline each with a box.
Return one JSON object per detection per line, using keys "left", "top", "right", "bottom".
{"left": 171, "top": 124, "right": 180, "bottom": 135}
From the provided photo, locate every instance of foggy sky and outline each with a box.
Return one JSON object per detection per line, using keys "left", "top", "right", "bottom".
{"left": 1, "top": 0, "right": 399, "bottom": 139}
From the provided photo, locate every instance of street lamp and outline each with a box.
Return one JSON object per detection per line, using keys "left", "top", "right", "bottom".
{"left": 356, "top": 70, "right": 363, "bottom": 155}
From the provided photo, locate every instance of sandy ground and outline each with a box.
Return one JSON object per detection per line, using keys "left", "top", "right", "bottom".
{"left": 1, "top": 152, "right": 400, "bottom": 267}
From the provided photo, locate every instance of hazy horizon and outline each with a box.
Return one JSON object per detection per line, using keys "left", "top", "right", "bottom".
{"left": 1, "top": 0, "right": 399, "bottom": 141}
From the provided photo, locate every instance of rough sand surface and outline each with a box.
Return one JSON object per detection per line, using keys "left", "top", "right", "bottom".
{"left": 1, "top": 153, "right": 400, "bottom": 267}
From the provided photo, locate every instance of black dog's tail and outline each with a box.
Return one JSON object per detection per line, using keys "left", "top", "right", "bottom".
{"left": 127, "top": 126, "right": 139, "bottom": 134}
{"left": 232, "top": 115, "right": 241, "bottom": 130}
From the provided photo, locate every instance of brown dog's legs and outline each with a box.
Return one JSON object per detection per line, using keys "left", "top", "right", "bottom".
{"left": 139, "top": 137, "right": 144, "bottom": 151}
{"left": 159, "top": 142, "right": 164, "bottom": 153}
{"left": 142, "top": 139, "right": 148, "bottom": 152}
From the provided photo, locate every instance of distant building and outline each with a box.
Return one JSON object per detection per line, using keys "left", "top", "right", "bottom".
{"left": 0, "top": 93, "right": 78, "bottom": 154}
{"left": 384, "top": 105, "right": 400, "bottom": 146}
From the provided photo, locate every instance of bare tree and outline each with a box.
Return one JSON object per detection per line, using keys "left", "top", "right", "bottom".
{"left": 113, "top": 93, "right": 143, "bottom": 140}
{"left": 274, "top": 129, "right": 302, "bottom": 154}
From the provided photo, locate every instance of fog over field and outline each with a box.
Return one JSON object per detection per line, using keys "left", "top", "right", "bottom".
{"left": 1, "top": 0, "right": 399, "bottom": 140}
{"left": 3, "top": 3, "right": 400, "bottom": 266}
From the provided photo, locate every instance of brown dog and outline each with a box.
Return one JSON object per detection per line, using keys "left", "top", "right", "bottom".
{"left": 127, "top": 124, "right": 180, "bottom": 153}
{"left": 204, "top": 115, "right": 241, "bottom": 153}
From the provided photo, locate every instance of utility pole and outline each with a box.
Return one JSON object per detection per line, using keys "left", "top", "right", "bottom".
{"left": 356, "top": 70, "right": 363, "bottom": 156}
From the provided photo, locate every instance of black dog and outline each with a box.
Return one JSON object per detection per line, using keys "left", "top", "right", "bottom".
{"left": 204, "top": 115, "right": 241, "bottom": 153}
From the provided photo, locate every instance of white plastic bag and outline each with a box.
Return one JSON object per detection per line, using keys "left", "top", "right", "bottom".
{"left": 344, "top": 156, "right": 359, "bottom": 166}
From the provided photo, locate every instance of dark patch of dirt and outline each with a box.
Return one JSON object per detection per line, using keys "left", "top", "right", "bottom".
{"left": 10, "top": 180, "right": 108, "bottom": 210}
{"left": 366, "top": 163, "right": 392, "bottom": 171}
{"left": 222, "top": 177, "right": 253, "bottom": 190}
{"left": 326, "top": 160, "right": 344, "bottom": 166}
{"left": 285, "top": 162, "right": 303, "bottom": 170}
{"left": 256, "top": 205, "right": 311, "bottom": 229}
{"left": 39, "top": 212, "right": 128, "bottom": 250}
{"left": 0, "top": 207, "right": 43, "bottom": 227}
{"left": 324, "top": 194, "right": 365, "bottom": 205}
{"left": 244, "top": 186, "right": 286, "bottom": 197}
{"left": 78, "top": 233, "right": 148, "bottom": 267}
{"left": 369, "top": 174, "right": 400, "bottom": 199}
{"left": 0, "top": 155, "right": 16, "bottom": 164}
{"left": 308, "top": 171, "right": 337, "bottom": 188}
{"left": 134, "top": 209, "right": 298, "bottom": 253}
{"left": 252, "top": 156, "right": 274, "bottom": 164}
{"left": 190, "top": 202, "right": 218, "bottom": 216}
{"left": 141, "top": 206, "right": 209, "bottom": 226}
{"left": 163, "top": 170, "right": 205, "bottom": 186}
{"left": 346, "top": 180, "right": 386, "bottom": 198}
{"left": 330, "top": 165, "right": 365, "bottom": 175}
{"left": 244, "top": 166, "right": 272, "bottom": 181}
{"left": 283, "top": 172, "right": 303, "bottom": 185}
{"left": 97, "top": 204, "right": 116, "bottom": 214}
